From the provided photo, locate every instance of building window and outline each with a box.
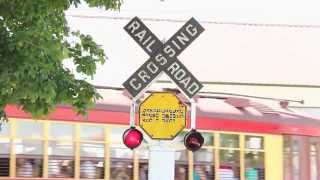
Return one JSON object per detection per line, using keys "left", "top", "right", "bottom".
{"left": 79, "top": 125, "right": 105, "bottom": 179}
{"left": 0, "top": 139, "right": 10, "bottom": 177}
{"left": 110, "top": 144, "right": 133, "bottom": 180}
{"left": 245, "top": 136, "right": 265, "bottom": 179}
{"left": 138, "top": 146, "right": 149, "bottom": 180}
{"left": 48, "top": 141, "right": 74, "bottom": 178}
{"left": 219, "top": 134, "right": 240, "bottom": 179}
{"left": 15, "top": 140, "right": 43, "bottom": 177}
{"left": 0, "top": 122, "right": 10, "bottom": 137}
{"left": 245, "top": 151, "right": 264, "bottom": 180}
{"left": 80, "top": 125, "right": 104, "bottom": 141}
{"left": 219, "top": 149, "right": 240, "bottom": 179}
{"left": 0, "top": 119, "right": 271, "bottom": 179}
{"left": 220, "top": 134, "right": 239, "bottom": 148}
{"left": 194, "top": 148, "right": 214, "bottom": 179}
{"left": 49, "top": 123, "right": 74, "bottom": 140}
{"left": 310, "top": 143, "right": 317, "bottom": 180}
{"left": 175, "top": 149, "right": 188, "bottom": 180}
{"left": 16, "top": 121, "right": 42, "bottom": 139}
{"left": 80, "top": 143, "right": 104, "bottom": 179}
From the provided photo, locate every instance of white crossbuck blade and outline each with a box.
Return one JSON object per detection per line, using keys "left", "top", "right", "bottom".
{"left": 122, "top": 17, "right": 205, "bottom": 99}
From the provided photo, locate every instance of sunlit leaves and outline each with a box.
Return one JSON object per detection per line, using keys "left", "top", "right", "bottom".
{"left": 0, "top": 0, "right": 120, "bottom": 122}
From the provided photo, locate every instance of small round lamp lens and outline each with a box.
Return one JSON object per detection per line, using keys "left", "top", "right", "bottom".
{"left": 184, "top": 129, "right": 204, "bottom": 152}
{"left": 123, "top": 127, "right": 143, "bottom": 149}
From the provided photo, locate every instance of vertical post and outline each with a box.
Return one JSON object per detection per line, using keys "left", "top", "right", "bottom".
{"left": 148, "top": 142, "right": 175, "bottom": 180}
{"left": 43, "top": 122, "right": 49, "bottom": 178}
{"left": 9, "top": 120, "right": 16, "bottom": 178}
{"left": 130, "top": 100, "right": 137, "bottom": 127}
{"left": 188, "top": 150, "right": 193, "bottom": 180}
{"left": 240, "top": 134, "right": 245, "bottom": 180}
{"left": 104, "top": 126, "right": 110, "bottom": 180}
{"left": 316, "top": 141, "right": 320, "bottom": 180}
{"left": 74, "top": 124, "right": 80, "bottom": 179}
{"left": 214, "top": 133, "right": 220, "bottom": 180}
{"left": 190, "top": 99, "right": 196, "bottom": 129}
{"left": 133, "top": 150, "right": 139, "bottom": 180}
{"left": 299, "top": 136, "right": 311, "bottom": 180}
{"left": 265, "top": 135, "right": 283, "bottom": 180}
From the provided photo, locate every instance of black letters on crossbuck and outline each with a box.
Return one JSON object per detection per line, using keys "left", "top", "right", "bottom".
{"left": 123, "top": 17, "right": 205, "bottom": 99}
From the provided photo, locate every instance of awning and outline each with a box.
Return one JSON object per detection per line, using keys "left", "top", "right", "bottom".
{"left": 5, "top": 88, "right": 320, "bottom": 136}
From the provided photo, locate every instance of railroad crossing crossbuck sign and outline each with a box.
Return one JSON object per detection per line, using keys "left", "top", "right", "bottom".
{"left": 123, "top": 17, "right": 205, "bottom": 99}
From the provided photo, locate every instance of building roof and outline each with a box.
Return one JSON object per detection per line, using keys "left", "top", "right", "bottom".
{"left": 5, "top": 88, "right": 320, "bottom": 136}
{"left": 95, "top": 88, "right": 320, "bottom": 126}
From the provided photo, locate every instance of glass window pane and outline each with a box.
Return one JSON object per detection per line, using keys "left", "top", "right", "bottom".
{"left": 220, "top": 134, "right": 239, "bottom": 148}
{"left": 0, "top": 122, "right": 10, "bottom": 137}
{"left": 48, "top": 141, "right": 74, "bottom": 178}
{"left": 110, "top": 144, "right": 133, "bottom": 159}
{"left": 15, "top": 140, "right": 42, "bottom": 155}
{"left": 16, "top": 121, "right": 42, "bottom": 138}
{"left": 80, "top": 143, "right": 104, "bottom": 179}
{"left": 0, "top": 139, "right": 10, "bottom": 177}
{"left": 175, "top": 149, "right": 188, "bottom": 162}
{"left": 246, "top": 136, "right": 264, "bottom": 150}
{"left": 110, "top": 144, "right": 133, "bottom": 180}
{"left": 16, "top": 158, "right": 43, "bottom": 177}
{"left": 194, "top": 148, "right": 214, "bottom": 179}
{"left": 49, "top": 123, "right": 74, "bottom": 140}
{"left": 194, "top": 148, "right": 213, "bottom": 163}
{"left": 138, "top": 146, "right": 149, "bottom": 180}
{"left": 137, "top": 147, "right": 149, "bottom": 160}
{"left": 245, "top": 151, "right": 265, "bottom": 180}
{"left": 110, "top": 127, "right": 126, "bottom": 143}
{"left": 0, "top": 139, "right": 10, "bottom": 154}
{"left": 48, "top": 141, "right": 73, "bottom": 156}
{"left": 81, "top": 143, "right": 104, "bottom": 158}
{"left": 48, "top": 158, "right": 74, "bottom": 178}
{"left": 219, "top": 150, "right": 240, "bottom": 179}
{"left": 203, "top": 132, "right": 214, "bottom": 146}
{"left": 310, "top": 143, "right": 317, "bottom": 180}
{"left": 175, "top": 150, "right": 188, "bottom": 180}
{"left": 15, "top": 140, "right": 43, "bottom": 178}
{"left": 172, "top": 131, "right": 188, "bottom": 149}
{"left": 139, "top": 162, "right": 148, "bottom": 180}
{"left": 80, "top": 125, "right": 104, "bottom": 141}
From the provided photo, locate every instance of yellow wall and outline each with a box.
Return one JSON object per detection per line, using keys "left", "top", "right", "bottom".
{"left": 265, "top": 134, "right": 284, "bottom": 180}
{"left": 0, "top": 118, "right": 285, "bottom": 180}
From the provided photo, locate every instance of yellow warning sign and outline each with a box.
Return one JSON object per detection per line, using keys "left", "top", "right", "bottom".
{"left": 139, "top": 92, "right": 187, "bottom": 140}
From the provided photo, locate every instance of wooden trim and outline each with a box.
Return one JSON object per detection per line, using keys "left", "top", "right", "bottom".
{"left": 316, "top": 141, "right": 320, "bottom": 180}
{"left": 10, "top": 121, "right": 16, "bottom": 178}
{"left": 42, "top": 122, "right": 49, "bottom": 178}
{"left": 265, "top": 135, "right": 283, "bottom": 180}
{"left": 214, "top": 133, "right": 220, "bottom": 180}
{"left": 104, "top": 126, "right": 110, "bottom": 180}
{"left": 133, "top": 150, "right": 139, "bottom": 180}
{"left": 240, "top": 134, "right": 245, "bottom": 180}
{"left": 188, "top": 150, "right": 193, "bottom": 180}
{"left": 299, "top": 136, "right": 311, "bottom": 180}
{"left": 74, "top": 124, "right": 80, "bottom": 179}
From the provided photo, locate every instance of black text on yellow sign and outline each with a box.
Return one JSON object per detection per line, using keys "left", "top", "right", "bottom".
{"left": 139, "top": 92, "right": 187, "bottom": 140}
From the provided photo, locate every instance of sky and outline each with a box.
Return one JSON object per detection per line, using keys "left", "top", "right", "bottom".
{"left": 65, "top": 0, "right": 320, "bottom": 107}
{"left": 69, "top": 0, "right": 320, "bottom": 24}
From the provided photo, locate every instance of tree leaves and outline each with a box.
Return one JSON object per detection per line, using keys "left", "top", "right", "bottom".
{"left": 0, "top": 0, "right": 120, "bottom": 123}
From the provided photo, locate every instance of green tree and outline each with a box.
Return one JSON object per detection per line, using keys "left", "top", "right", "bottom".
{"left": 0, "top": 0, "right": 121, "bottom": 124}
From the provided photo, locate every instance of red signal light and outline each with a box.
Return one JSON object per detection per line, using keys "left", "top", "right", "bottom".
{"left": 184, "top": 129, "right": 204, "bottom": 152}
{"left": 123, "top": 127, "right": 143, "bottom": 149}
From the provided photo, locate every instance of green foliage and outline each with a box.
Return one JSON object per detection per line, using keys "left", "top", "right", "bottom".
{"left": 0, "top": 0, "right": 121, "bottom": 123}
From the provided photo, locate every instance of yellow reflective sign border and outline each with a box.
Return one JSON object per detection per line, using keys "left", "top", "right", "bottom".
{"left": 138, "top": 92, "right": 187, "bottom": 140}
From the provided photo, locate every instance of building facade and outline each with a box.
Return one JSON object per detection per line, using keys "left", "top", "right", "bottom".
{"left": 1, "top": 89, "right": 319, "bottom": 180}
